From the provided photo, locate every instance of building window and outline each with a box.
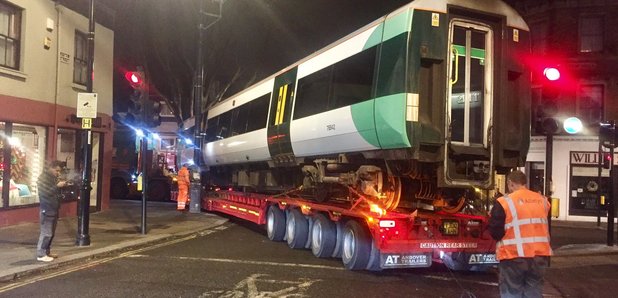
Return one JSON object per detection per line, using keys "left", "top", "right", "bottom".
{"left": 74, "top": 30, "right": 88, "bottom": 85}
{"left": 531, "top": 21, "right": 548, "bottom": 55}
{"left": 579, "top": 15, "right": 603, "bottom": 53}
{"left": 0, "top": 1, "right": 21, "bottom": 70}
{"left": 0, "top": 123, "right": 47, "bottom": 208}
{"left": 577, "top": 84, "right": 603, "bottom": 126}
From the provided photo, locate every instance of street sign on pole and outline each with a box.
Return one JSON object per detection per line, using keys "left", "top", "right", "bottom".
{"left": 77, "top": 93, "right": 98, "bottom": 119}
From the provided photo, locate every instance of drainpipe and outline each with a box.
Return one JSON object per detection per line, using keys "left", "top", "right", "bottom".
{"left": 52, "top": 3, "right": 62, "bottom": 160}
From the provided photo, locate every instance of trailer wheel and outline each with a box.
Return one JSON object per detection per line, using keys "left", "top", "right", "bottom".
{"left": 341, "top": 220, "right": 371, "bottom": 270}
{"left": 311, "top": 213, "right": 337, "bottom": 258}
{"left": 266, "top": 205, "right": 286, "bottom": 241}
{"left": 286, "top": 209, "right": 309, "bottom": 249}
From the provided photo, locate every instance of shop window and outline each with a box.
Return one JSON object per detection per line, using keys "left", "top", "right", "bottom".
{"left": 56, "top": 128, "right": 79, "bottom": 178}
{"left": 579, "top": 15, "right": 603, "bottom": 53}
{"left": 159, "top": 137, "right": 176, "bottom": 151}
{"left": 74, "top": 30, "right": 88, "bottom": 85}
{"left": 0, "top": 123, "right": 46, "bottom": 207}
{"left": 0, "top": 1, "right": 21, "bottom": 70}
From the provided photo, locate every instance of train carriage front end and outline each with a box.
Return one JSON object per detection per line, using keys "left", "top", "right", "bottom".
{"left": 356, "top": 0, "right": 531, "bottom": 212}
{"left": 362, "top": 0, "right": 531, "bottom": 269}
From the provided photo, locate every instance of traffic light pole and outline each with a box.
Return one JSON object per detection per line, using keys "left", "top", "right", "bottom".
{"left": 608, "top": 147, "right": 615, "bottom": 246}
{"left": 141, "top": 136, "right": 148, "bottom": 234}
{"left": 190, "top": 0, "right": 208, "bottom": 213}
{"left": 545, "top": 133, "right": 553, "bottom": 236}
{"left": 76, "top": 0, "right": 95, "bottom": 247}
{"left": 597, "top": 142, "right": 603, "bottom": 227}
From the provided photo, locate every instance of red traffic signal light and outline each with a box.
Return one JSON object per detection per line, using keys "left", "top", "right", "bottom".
{"left": 543, "top": 67, "right": 561, "bottom": 81}
{"left": 603, "top": 153, "right": 612, "bottom": 169}
{"left": 124, "top": 71, "right": 144, "bottom": 89}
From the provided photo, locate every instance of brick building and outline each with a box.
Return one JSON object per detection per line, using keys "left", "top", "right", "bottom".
{"left": 0, "top": 0, "right": 114, "bottom": 226}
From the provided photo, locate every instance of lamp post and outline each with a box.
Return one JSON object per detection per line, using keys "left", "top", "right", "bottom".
{"left": 76, "top": 0, "right": 95, "bottom": 246}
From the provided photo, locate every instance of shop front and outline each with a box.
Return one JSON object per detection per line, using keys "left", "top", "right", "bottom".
{"left": 0, "top": 99, "right": 112, "bottom": 227}
{"left": 527, "top": 135, "right": 614, "bottom": 222}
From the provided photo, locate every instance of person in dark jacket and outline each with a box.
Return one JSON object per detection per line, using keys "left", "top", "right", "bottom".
{"left": 36, "top": 161, "right": 67, "bottom": 262}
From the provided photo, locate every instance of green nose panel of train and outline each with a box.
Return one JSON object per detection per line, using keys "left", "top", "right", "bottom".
{"left": 351, "top": 7, "right": 418, "bottom": 150}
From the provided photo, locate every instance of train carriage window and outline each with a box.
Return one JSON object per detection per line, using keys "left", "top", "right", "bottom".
{"left": 330, "top": 47, "right": 376, "bottom": 110}
{"left": 206, "top": 117, "right": 219, "bottom": 141}
{"left": 231, "top": 106, "right": 248, "bottom": 136}
{"left": 469, "top": 29, "right": 486, "bottom": 144}
{"left": 294, "top": 66, "right": 332, "bottom": 120}
{"left": 448, "top": 22, "right": 492, "bottom": 147}
{"left": 247, "top": 94, "right": 270, "bottom": 132}
{"left": 217, "top": 111, "right": 232, "bottom": 139}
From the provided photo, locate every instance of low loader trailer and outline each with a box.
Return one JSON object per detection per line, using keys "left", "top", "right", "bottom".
{"left": 202, "top": 190, "right": 498, "bottom": 271}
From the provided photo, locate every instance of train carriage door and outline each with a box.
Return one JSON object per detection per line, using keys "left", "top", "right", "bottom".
{"left": 445, "top": 19, "right": 494, "bottom": 187}
{"left": 267, "top": 68, "right": 297, "bottom": 166}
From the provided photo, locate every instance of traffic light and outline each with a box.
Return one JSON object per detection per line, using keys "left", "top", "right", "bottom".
{"left": 124, "top": 71, "right": 144, "bottom": 90}
{"left": 538, "top": 66, "right": 562, "bottom": 135}
{"left": 603, "top": 153, "right": 612, "bottom": 169}
{"left": 124, "top": 69, "right": 147, "bottom": 125}
{"left": 600, "top": 121, "right": 617, "bottom": 148}
{"left": 143, "top": 100, "right": 162, "bottom": 127}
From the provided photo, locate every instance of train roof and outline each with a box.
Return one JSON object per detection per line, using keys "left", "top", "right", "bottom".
{"left": 207, "top": 0, "right": 528, "bottom": 116}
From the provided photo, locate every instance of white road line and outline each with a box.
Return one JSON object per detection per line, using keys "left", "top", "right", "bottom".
{"left": 131, "top": 254, "right": 345, "bottom": 271}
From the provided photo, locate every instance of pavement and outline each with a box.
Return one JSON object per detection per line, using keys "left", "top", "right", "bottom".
{"left": 0, "top": 200, "right": 228, "bottom": 282}
{"left": 1, "top": 199, "right": 618, "bottom": 292}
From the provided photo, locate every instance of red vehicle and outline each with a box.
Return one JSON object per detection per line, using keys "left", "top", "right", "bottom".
{"left": 203, "top": 189, "right": 496, "bottom": 271}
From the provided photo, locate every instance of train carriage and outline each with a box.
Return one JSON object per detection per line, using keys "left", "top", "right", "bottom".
{"left": 201, "top": 0, "right": 531, "bottom": 271}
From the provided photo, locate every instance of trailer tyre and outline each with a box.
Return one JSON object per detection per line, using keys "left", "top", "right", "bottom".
{"left": 266, "top": 205, "right": 286, "bottom": 241}
{"left": 287, "top": 209, "right": 309, "bottom": 249}
{"left": 341, "top": 220, "right": 372, "bottom": 270}
{"left": 311, "top": 213, "right": 337, "bottom": 258}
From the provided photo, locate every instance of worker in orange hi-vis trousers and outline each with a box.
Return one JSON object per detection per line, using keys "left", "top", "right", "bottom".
{"left": 177, "top": 164, "right": 190, "bottom": 211}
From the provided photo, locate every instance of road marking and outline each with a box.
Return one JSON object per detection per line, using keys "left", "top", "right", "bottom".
{"left": 199, "top": 273, "right": 320, "bottom": 298}
{"left": 131, "top": 254, "right": 345, "bottom": 271}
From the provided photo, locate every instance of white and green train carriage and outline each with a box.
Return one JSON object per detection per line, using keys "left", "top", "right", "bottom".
{"left": 203, "top": 0, "right": 531, "bottom": 212}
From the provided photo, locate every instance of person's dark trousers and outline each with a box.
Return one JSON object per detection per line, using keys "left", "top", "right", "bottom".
{"left": 37, "top": 211, "right": 59, "bottom": 257}
{"left": 498, "top": 256, "right": 549, "bottom": 298}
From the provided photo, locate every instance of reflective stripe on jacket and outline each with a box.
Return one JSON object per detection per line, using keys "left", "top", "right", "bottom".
{"left": 496, "top": 189, "right": 552, "bottom": 260}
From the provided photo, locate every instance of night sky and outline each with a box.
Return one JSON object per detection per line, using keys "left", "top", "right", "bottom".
{"left": 104, "top": 0, "right": 412, "bottom": 120}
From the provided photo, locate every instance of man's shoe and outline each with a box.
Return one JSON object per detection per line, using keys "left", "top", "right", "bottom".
{"left": 37, "top": 255, "right": 54, "bottom": 262}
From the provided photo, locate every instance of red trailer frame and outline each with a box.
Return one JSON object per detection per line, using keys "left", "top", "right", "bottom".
{"left": 203, "top": 190, "right": 498, "bottom": 271}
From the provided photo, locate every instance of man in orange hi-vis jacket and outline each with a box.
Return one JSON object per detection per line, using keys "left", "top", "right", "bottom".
{"left": 176, "top": 164, "right": 190, "bottom": 211}
{"left": 489, "top": 170, "right": 552, "bottom": 298}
